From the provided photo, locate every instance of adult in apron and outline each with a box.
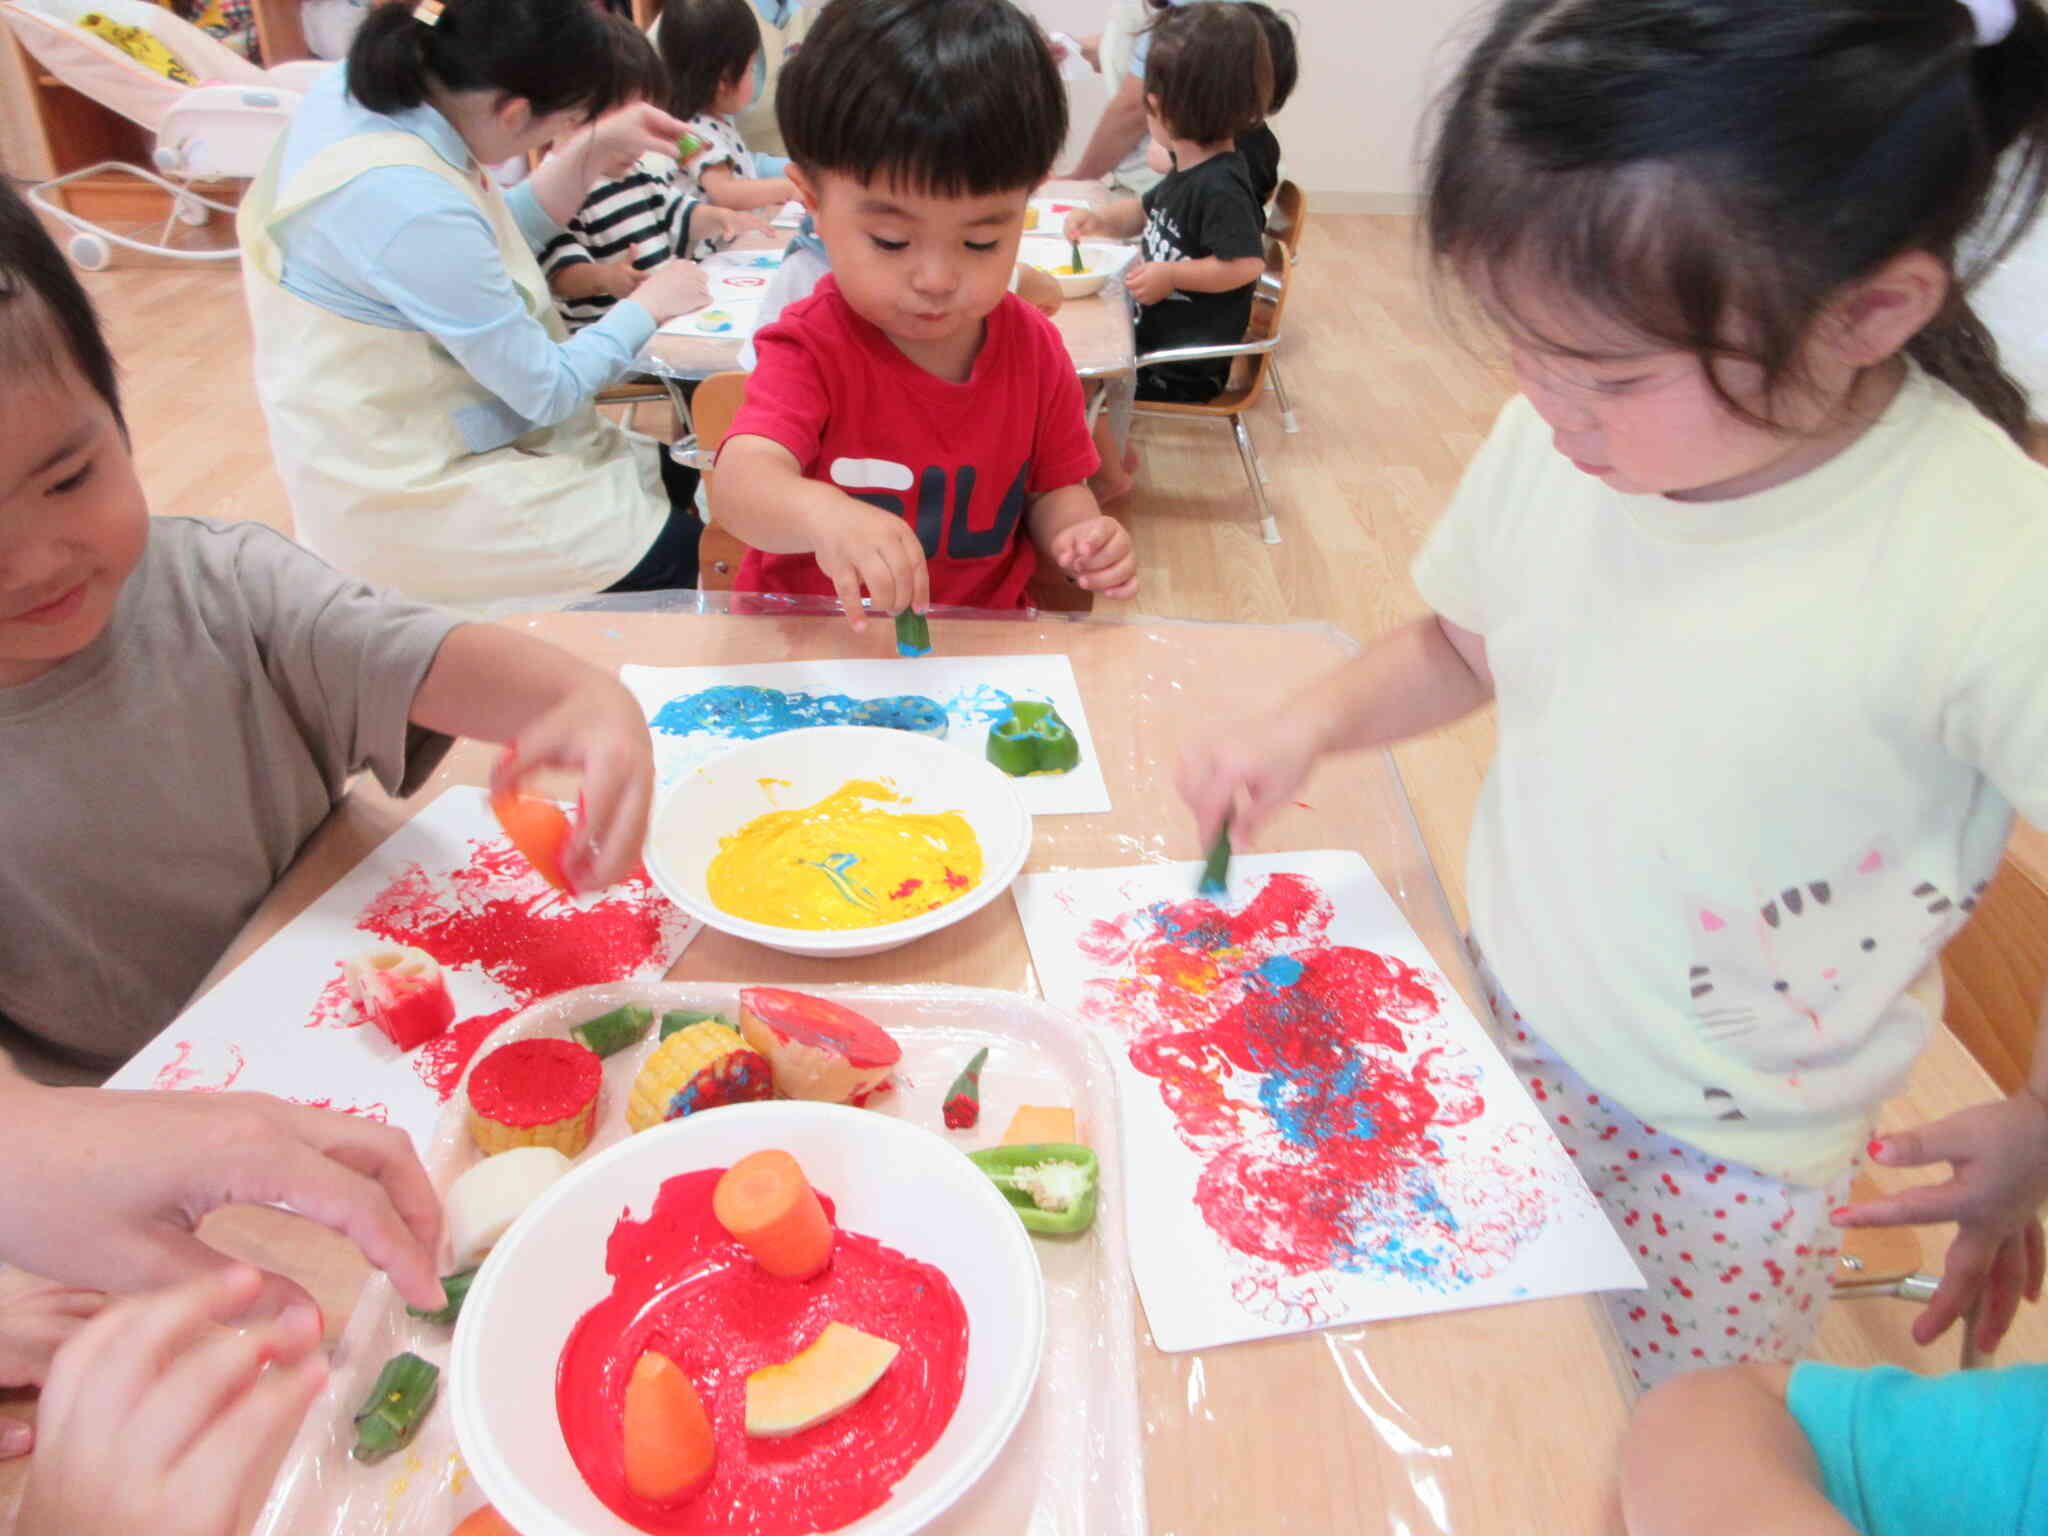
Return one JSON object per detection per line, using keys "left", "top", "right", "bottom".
{"left": 239, "top": 0, "right": 706, "bottom": 615}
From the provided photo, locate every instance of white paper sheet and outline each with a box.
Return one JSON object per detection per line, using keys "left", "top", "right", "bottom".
{"left": 104, "top": 788, "right": 700, "bottom": 1152}
{"left": 622, "top": 654, "right": 1113, "bottom": 816}
{"left": 656, "top": 248, "right": 785, "bottom": 337}
{"left": 1013, "top": 850, "right": 1644, "bottom": 1352}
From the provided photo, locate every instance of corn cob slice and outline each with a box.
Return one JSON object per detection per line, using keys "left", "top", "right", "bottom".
{"left": 467, "top": 1037, "right": 603, "bottom": 1156}
{"left": 628, "top": 1023, "right": 774, "bottom": 1133}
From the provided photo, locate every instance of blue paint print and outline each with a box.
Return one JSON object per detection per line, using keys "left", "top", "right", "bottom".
{"left": 651, "top": 684, "right": 946, "bottom": 741}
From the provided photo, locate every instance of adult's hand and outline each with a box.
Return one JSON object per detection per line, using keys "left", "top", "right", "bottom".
{"left": 632, "top": 260, "right": 713, "bottom": 326}
{"left": 0, "top": 1069, "right": 445, "bottom": 1318}
{"left": 529, "top": 102, "right": 694, "bottom": 225}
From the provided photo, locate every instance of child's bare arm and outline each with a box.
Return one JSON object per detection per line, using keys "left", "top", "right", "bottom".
{"left": 1064, "top": 197, "right": 1144, "bottom": 241}
{"left": 714, "top": 435, "right": 930, "bottom": 633}
{"left": 548, "top": 258, "right": 643, "bottom": 302}
{"left": 1014, "top": 262, "right": 1063, "bottom": 316}
{"left": 1619, "top": 1365, "right": 1853, "bottom": 1536}
{"left": 1027, "top": 484, "right": 1134, "bottom": 598}
{"left": 407, "top": 625, "right": 653, "bottom": 892}
{"left": 1176, "top": 615, "right": 1493, "bottom": 845}
{"left": 697, "top": 164, "right": 800, "bottom": 211}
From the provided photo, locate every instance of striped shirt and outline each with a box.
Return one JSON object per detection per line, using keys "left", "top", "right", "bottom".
{"left": 540, "top": 155, "right": 706, "bottom": 330}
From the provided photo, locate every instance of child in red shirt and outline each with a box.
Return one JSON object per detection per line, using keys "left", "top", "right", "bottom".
{"left": 713, "top": 0, "right": 1138, "bottom": 632}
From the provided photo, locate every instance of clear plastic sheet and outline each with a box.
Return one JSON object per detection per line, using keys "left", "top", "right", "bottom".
{"left": 252, "top": 981, "right": 1144, "bottom": 1536}
{"left": 496, "top": 601, "right": 1642, "bottom": 1533}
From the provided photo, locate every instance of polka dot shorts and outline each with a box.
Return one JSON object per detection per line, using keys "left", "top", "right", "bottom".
{"left": 1472, "top": 947, "right": 1853, "bottom": 1392}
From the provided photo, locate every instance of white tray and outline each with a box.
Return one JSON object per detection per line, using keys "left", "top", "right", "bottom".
{"left": 252, "top": 982, "right": 1146, "bottom": 1536}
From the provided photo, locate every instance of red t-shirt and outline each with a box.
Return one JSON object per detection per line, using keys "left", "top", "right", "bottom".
{"left": 723, "top": 278, "right": 1101, "bottom": 609}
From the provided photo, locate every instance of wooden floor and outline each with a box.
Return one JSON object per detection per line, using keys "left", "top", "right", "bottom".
{"left": 80, "top": 214, "right": 2048, "bottom": 1376}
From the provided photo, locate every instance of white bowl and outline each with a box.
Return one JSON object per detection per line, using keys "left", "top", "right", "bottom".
{"left": 1018, "top": 236, "right": 1136, "bottom": 298}
{"left": 643, "top": 725, "right": 1032, "bottom": 958}
{"left": 451, "top": 1102, "right": 1047, "bottom": 1536}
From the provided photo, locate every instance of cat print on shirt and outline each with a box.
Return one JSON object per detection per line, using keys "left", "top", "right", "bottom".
{"left": 1686, "top": 846, "right": 1984, "bottom": 1120}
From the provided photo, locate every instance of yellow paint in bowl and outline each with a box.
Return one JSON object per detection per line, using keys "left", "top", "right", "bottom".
{"left": 706, "top": 778, "right": 984, "bottom": 930}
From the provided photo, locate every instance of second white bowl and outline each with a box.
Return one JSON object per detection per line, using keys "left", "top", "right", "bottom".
{"left": 643, "top": 724, "right": 1032, "bottom": 958}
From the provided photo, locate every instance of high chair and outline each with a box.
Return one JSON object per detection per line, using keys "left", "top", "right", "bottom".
{"left": 1130, "top": 237, "right": 1294, "bottom": 545}
{"left": 685, "top": 370, "right": 1094, "bottom": 611}
{"left": 4, "top": 0, "right": 326, "bottom": 268}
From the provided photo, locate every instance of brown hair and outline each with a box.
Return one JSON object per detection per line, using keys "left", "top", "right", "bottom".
{"left": 1427, "top": 0, "right": 2048, "bottom": 442}
{"left": 1144, "top": 3, "right": 1272, "bottom": 147}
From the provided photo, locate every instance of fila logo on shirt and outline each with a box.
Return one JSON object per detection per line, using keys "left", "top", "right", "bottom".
{"left": 828, "top": 456, "right": 1029, "bottom": 560}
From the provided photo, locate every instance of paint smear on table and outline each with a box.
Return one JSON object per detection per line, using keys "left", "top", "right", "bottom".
{"left": 1013, "top": 851, "right": 1644, "bottom": 1352}
{"left": 108, "top": 788, "right": 699, "bottom": 1153}
{"left": 707, "top": 777, "right": 982, "bottom": 929}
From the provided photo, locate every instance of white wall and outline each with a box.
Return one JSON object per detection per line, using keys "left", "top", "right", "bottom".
{"left": 1030, "top": 0, "right": 1486, "bottom": 210}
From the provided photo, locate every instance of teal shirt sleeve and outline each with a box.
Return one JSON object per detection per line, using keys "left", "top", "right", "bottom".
{"left": 1788, "top": 1362, "right": 2048, "bottom": 1536}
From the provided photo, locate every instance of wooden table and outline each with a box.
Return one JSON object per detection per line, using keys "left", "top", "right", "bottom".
{"left": 0, "top": 604, "right": 1651, "bottom": 1533}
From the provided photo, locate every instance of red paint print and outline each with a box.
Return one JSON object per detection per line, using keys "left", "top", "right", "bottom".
{"left": 1077, "top": 871, "right": 1558, "bottom": 1313}
{"left": 889, "top": 877, "right": 925, "bottom": 902}
{"left": 304, "top": 967, "right": 356, "bottom": 1029}
{"left": 152, "top": 1040, "right": 247, "bottom": 1092}
{"left": 284, "top": 1097, "right": 391, "bottom": 1122}
{"left": 415, "top": 1008, "right": 517, "bottom": 1101}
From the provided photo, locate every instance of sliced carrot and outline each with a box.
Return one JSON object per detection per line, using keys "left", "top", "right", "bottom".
{"left": 712, "top": 1149, "right": 834, "bottom": 1280}
{"left": 490, "top": 792, "right": 574, "bottom": 892}
{"left": 451, "top": 1507, "right": 520, "bottom": 1536}
{"left": 623, "top": 1351, "right": 716, "bottom": 1505}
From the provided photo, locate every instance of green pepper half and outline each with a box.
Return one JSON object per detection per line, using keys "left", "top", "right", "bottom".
{"left": 966, "top": 1142, "right": 1099, "bottom": 1234}
{"left": 984, "top": 700, "right": 1080, "bottom": 777}
{"left": 404, "top": 1266, "right": 476, "bottom": 1327}
{"left": 351, "top": 1351, "right": 439, "bottom": 1463}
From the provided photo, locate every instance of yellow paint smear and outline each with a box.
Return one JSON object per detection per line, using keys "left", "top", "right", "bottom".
{"left": 708, "top": 778, "right": 983, "bottom": 930}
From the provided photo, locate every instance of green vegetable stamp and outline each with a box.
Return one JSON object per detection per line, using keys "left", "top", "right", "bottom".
{"left": 966, "top": 1143, "right": 1099, "bottom": 1234}
{"left": 570, "top": 1003, "right": 654, "bottom": 1058}
{"left": 352, "top": 1351, "right": 439, "bottom": 1463}
{"left": 985, "top": 699, "right": 1080, "bottom": 777}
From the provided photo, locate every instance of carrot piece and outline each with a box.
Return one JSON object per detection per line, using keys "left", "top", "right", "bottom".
{"left": 712, "top": 1149, "right": 834, "bottom": 1280}
{"left": 489, "top": 792, "right": 574, "bottom": 893}
{"left": 622, "top": 1351, "right": 716, "bottom": 1505}
{"left": 451, "top": 1508, "right": 521, "bottom": 1536}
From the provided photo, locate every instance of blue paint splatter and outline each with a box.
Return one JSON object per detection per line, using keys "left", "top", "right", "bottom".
{"left": 651, "top": 684, "right": 956, "bottom": 741}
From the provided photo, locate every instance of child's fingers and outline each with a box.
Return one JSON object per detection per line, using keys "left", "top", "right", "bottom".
{"left": 0, "top": 1417, "right": 31, "bottom": 1460}
{"left": 41, "top": 1267, "right": 266, "bottom": 1446}
{"left": 571, "top": 748, "right": 654, "bottom": 890}
{"left": 824, "top": 563, "right": 870, "bottom": 633}
{"left": 1827, "top": 1176, "right": 1964, "bottom": 1229}
{"left": 1912, "top": 1232, "right": 1993, "bottom": 1346}
{"left": 1174, "top": 746, "right": 1233, "bottom": 849}
{"left": 129, "top": 1302, "right": 319, "bottom": 1477}
{"left": 2027, "top": 1220, "right": 2045, "bottom": 1303}
{"left": 187, "top": 1349, "right": 331, "bottom": 1536}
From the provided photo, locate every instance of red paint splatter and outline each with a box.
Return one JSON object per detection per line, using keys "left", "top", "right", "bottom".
{"left": 152, "top": 1041, "right": 247, "bottom": 1092}
{"left": 941, "top": 867, "right": 970, "bottom": 890}
{"left": 304, "top": 967, "right": 357, "bottom": 1029}
{"left": 1075, "top": 872, "right": 1556, "bottom": 1294}
{"left": 415, "top": 1009, "right": 517, "bottom": 1101}
{"left": 359, "top": 844, "right": 673, "bottom": 1001}
{"left": 889, "top": 877, "right": 925, "bottom": 901}
{"left": 284, "top": 1097, "right": 391, "bottom": 1122}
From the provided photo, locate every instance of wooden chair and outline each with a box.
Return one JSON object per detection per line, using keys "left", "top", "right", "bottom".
{"left": 686, "top": 370, "right": 1093, "bottom": 612}
{"left": 594, "top": 377, "right": 681, "bottom": 438}
{"left": 1258, "top": 180, "right": 1306, "bottom": 436}
{"left": 1131, "top": 238, "right": 1294, "bottom": 545}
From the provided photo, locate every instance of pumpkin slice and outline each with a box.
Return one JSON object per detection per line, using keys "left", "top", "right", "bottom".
{"left": 744, "top": 1322, "right": 899, "bottom": 1438}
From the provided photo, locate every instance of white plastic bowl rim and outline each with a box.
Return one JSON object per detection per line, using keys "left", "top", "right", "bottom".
{"left": 450, "top": 1101, "right": 1049, "bottom": 1536}
{"left": 641, "top": 724, "right": 1034, "bottom": 956}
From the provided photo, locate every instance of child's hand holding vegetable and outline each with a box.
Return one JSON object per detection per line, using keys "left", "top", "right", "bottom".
{"left": 17, "top": 1267, "right": 327, "bottom": 1536}
{"left": 0, "top": 1287, "right": 107, "bottom": 1413}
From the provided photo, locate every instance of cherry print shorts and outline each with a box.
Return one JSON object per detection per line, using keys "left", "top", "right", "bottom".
{"left": 1470, "top": 948, "right": 1852, "bottom": 1393}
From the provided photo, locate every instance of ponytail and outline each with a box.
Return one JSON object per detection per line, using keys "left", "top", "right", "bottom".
{"left": 346, "top": 0, "right": 663, "bottom": 121}
{"left": 1916, "top": 1, "right": 2048, "bottom": 439}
